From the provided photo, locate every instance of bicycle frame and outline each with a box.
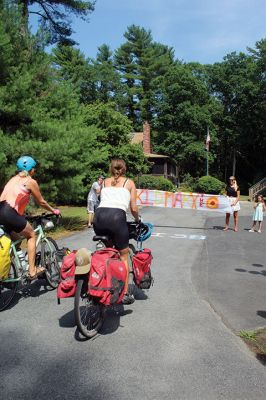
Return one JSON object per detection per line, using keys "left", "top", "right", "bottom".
{"left": 11, "top": 224, "right": 54, "bottom": 277}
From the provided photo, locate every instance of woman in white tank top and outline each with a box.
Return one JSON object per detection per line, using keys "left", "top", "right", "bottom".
{"left": 93, "top": 159, "right": 140, "bottom": 304}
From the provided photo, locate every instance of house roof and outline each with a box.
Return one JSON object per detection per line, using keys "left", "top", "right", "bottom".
{"left": 131, "top": 132, "right": 174, "bottom": 162}
{"left": 145, "top": 153, "right": 169, "bottom": 159}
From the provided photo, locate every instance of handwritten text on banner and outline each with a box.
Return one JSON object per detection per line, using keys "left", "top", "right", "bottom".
{"left": 136, "top": 190, "right": 232, "bottom": 214}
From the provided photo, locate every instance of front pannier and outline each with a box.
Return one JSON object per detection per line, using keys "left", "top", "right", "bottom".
{"left": 132, "top": 248, "right": 153, "bottom": 289}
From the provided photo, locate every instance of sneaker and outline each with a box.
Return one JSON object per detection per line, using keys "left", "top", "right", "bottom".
{"left": 249, "top": 229, "right": 255, "bottom": 232}
{"left": 258, "top": 230, "right": 262, "bottom": 233}
{"left": 122, "top": 293, "right": 135, "bottom": 305}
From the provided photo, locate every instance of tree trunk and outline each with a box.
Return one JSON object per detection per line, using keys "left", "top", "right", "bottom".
{"left": 232, "top": 148, "right": 236, "bottom": 176}
{"left": 19, "top": 0, "right": 29, "bottom": 36}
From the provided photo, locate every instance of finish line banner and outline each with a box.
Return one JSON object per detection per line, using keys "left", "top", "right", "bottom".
{"left": 136, "top": 189, "right": 232, "bottom": 214}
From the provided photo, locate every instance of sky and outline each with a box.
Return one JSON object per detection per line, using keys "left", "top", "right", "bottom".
{"left": 67, "top": 0, "right": 266, "bottom": 64}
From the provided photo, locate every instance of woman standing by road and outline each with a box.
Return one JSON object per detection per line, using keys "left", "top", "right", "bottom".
{"left": 223, "top": 176, "right": 240, "bottom": 232}
{"left": 93, "top": 159, "right": 140, "bottom": 304}
{"left": 0, "top": 156, "right": 60, "bottom": 279}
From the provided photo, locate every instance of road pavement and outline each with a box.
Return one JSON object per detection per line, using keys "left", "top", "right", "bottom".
{"left": 1, "top": 205, "right": 266, "bottom": 400}
{"left": 193, "top": 202, "right": 266, "bottom": 331}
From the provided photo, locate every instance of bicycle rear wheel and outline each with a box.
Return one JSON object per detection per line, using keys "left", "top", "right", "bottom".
{"left": 41, "top": 237, "right": 60, "bottom": 289}
{"left": 74, "top": 278, "right": 105, "bottom": 339}
{"left": 0, "top": 262, "right": 18, "bottom": 311}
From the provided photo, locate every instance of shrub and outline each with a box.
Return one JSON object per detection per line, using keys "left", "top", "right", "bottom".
{"left": 136, "top": 175, "right": 176, "bottom": 192}
{"left": 196, "top": 176, "right": 225, "bottom": 194}
{"left": 178, "top": 173, "right": 198, "bottom": 192}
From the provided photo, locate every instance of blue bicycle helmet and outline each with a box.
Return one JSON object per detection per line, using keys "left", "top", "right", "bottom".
{"left": 16, "top": 156, "right": 37, "bottom": 171}
{"left": 137, "top": 222, "right": 153, "bottom": 242}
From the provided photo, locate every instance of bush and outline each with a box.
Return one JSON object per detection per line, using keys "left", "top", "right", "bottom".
{"left": 178, "top": 173, "right": 198, "bottom": 192}
{"left": 196, "top": 176, "right": 225, "bottom": 194}
{"left": 136, "top": 175, "right": 176, "bottom": 192}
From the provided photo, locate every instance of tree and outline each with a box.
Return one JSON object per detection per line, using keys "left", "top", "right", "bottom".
{"left": 18, "top": 0, "right": 95, "bottom": 44}
{"left": 152, "top": 63, "right": 217, "bottom": 178}
{"left": 92, "top": 44, "right": 122, "bottom": 103}
{"left": 207, "top": 50, "right": 264, "bottom": 186}
{"left": 52, "top": 44, "right": 97, "bottom": 103}
{"left": 114, "top": 25, "right": 175, "bottom": 128}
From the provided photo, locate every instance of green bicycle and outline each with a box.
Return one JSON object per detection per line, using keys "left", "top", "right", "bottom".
{"left": 0, "top": 213, "right": 61, "bottom": 311}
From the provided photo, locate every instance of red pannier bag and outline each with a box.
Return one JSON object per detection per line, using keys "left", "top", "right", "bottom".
{"left": 57, "top": 251, "right": 77, "bottom": 301}
{"left": 88, "top": 248, "right": 127, "bottom": 305}
{"left": 132, "top": 248, "right": 153, "bottom": 289}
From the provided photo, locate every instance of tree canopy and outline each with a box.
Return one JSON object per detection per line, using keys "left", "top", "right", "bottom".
{"left": 0, "top": 3, "right": 265, "bottom": 202}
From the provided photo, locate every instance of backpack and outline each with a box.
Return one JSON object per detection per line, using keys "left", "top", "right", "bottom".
{"left": 0, "top": 230, "right": 11, "bottom": 281}
{"left": 57, "top": 251, "right": 77, "bottom": 301}
{"left": 132, "top": 248, "right": 153, "bottom": 289}
{"left": 88, "top": 248, "right": 127, "bottom": 305}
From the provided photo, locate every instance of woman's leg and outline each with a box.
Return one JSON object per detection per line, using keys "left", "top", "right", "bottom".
{"left": 258, "top": 221, "right": 262, "bottom": 232}
{"left": 224, "top": 213, "right": 230, "bottom": 230}
{"left": 233, "top": 211, "right": 238, "bottom": 232}
{"left": 119, "top": 247, "right": 130, "bottom": 292}
{"left": 119, "top": 247, "right": 135, "bottom": 304}
{"left": 18, "top": 222, "right": 40, "bottom": 277}
{"left": 87, "top": 212, "right": 94, "bottom": 228}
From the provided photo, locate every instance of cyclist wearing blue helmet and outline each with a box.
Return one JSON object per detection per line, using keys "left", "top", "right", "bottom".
{"left": 0, "top": 156, "right": 60, "bottom": 279}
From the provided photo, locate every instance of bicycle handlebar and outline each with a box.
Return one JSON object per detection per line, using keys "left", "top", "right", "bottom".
{"left": 26, "top": 213, "right": 61, "bottom": 223}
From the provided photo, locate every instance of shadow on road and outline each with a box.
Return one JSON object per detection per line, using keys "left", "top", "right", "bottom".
{"left": 235, "top": 267, "right": 266, "bottom": 277}
{"left": 2, "top": 278, "right": 55, "bottom": 312}
{"left": 257, "top": 311, "right": 266, "bottom": 319}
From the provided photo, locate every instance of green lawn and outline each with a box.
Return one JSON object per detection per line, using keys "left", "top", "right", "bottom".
{"left": 48, "top": 205, "right": 87, "bottom": 239}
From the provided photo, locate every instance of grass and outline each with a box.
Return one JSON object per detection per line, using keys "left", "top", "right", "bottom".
{"left": 239, "top": 330, "right": 257, "bottom": 341}
{"left": 49, "top": 206, "right": 87, "bottom": 239}
{"left": 238, "top": 328, "right": 266, "bottom": 364}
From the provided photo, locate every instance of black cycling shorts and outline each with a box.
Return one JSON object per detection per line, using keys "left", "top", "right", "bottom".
{"left": 0, "top": 201, "right": 27, "bottom": 233}
{"left": 93, "top": 207, "right": 129, "bottom": 250}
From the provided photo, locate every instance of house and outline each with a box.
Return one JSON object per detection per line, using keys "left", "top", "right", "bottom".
{"left": 131, "top": 122, "right": 178, "bottom": 184}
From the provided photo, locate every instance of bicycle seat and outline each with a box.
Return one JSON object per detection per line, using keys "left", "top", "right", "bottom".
{"left": 92, "top": 235, "right": 110, "bottom": 242}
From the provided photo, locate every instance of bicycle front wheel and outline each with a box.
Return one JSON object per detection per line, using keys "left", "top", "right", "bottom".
{"left": 0, "top": 262, "right": 18, "bottom": 311}
{"left": 41, "top": 237, "right": 60, "bottom": 289}
{"left": 74, "top": 278, "right": 105, "bottom": 339}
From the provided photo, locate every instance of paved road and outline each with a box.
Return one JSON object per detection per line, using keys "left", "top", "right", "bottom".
{"left": 193, "top": 202, "right": 266, "bottom": 331}
{"left": 1, "top": 206, "right": 266, "bottom": 400}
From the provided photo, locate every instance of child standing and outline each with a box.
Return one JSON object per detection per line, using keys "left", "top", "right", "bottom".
{"left": 249, "top": 194, "right": 266, "bottom": 233}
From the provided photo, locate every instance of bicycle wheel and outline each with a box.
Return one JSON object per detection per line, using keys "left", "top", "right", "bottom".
{"left": 41, "top": 237, "right": 60, "bottom": 289}
{"left": 74, "top": 278, "right": 105, "bottom": 339}
{"left": 0, "top": 262, "right": 18, "bottom": 311}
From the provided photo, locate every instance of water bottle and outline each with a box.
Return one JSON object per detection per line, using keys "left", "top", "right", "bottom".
{"left": 17, "top": 250, "right": 27, "bottom": 270}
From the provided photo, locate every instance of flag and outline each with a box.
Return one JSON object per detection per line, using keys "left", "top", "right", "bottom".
{"left": 205, "top": 128, "right": 211, "bottom": 151}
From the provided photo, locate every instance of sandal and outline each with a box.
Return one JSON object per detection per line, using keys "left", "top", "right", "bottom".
{"left": 27, "top": 266, "right": 45, "bottom": 281}
{"left": 122, "top": 293, "right": 135, "bottom": 305}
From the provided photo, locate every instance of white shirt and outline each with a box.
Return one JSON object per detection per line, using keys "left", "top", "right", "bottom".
{"left": 88, "top": 182, "right": 101, "bottom": 203}
{"left": 98, "top": 187, "right": 130, "bottom": 212}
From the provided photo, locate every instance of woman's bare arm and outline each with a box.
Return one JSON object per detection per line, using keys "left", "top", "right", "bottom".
{"left": 233, "top": 189, "right": 240, "bottom": 205}
{"left": 129, "top": 180, "right": 139, "bottom": 221}
{"left": 27, "top": 179, "right": 56, "bottom": 213}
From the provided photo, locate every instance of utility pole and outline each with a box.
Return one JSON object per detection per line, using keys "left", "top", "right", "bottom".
{"left": 205, "top": 127, "right": 210, "bottom": 176}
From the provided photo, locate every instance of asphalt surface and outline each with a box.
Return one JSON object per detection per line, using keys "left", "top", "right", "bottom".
{"left": 193, "top": 201, "right": 266, "bottom": 332}
{"left": 1, "top": 204, "right": 266, "bottom": 400}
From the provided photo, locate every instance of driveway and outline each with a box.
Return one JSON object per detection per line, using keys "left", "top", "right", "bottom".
{"left": 1, "top": 205, "right": 266, "bottom": 400}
